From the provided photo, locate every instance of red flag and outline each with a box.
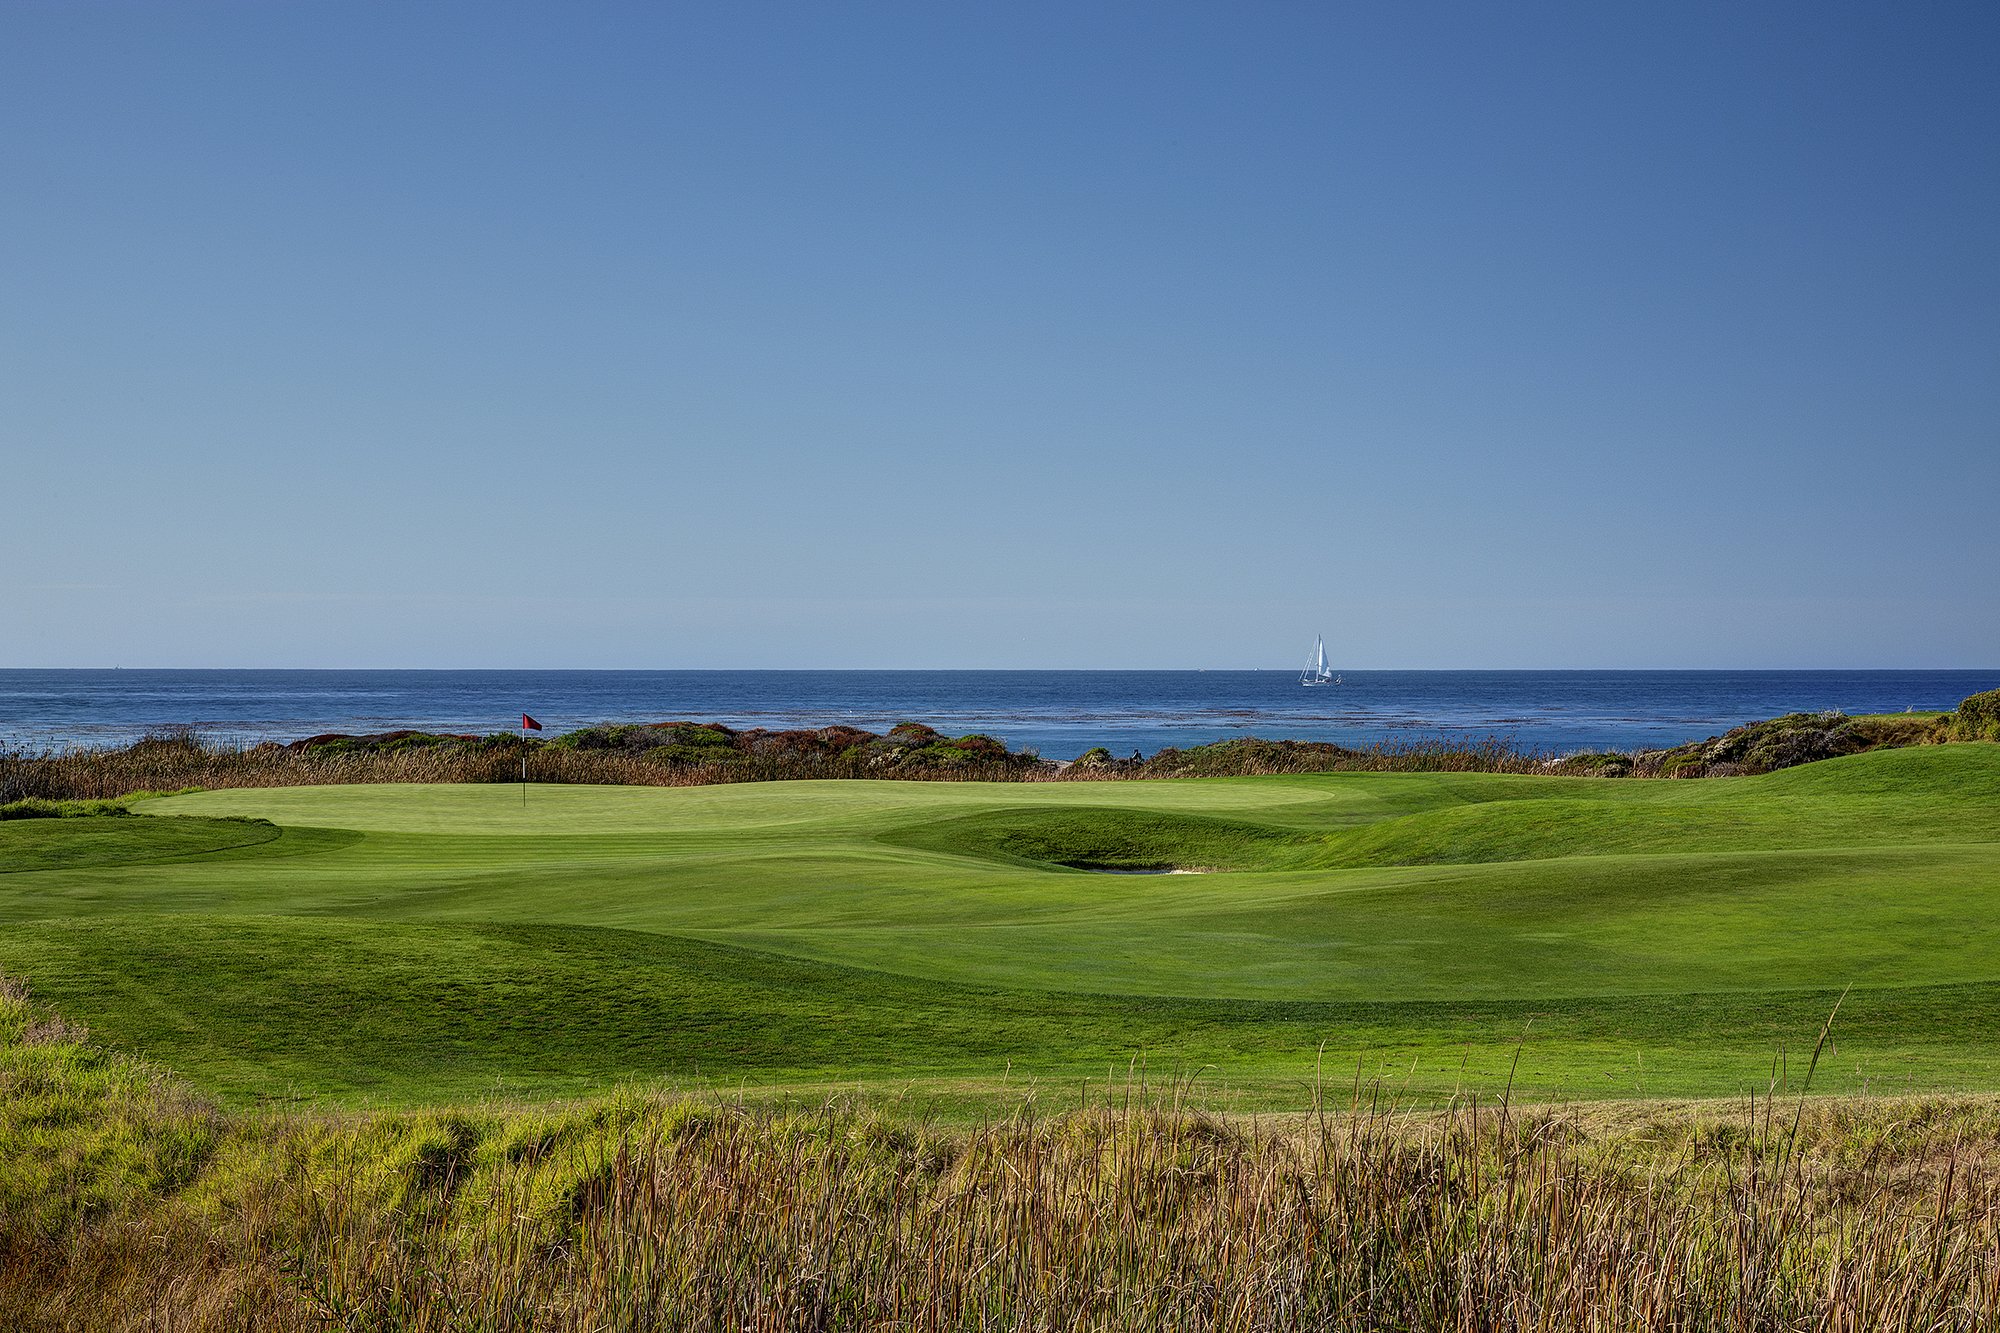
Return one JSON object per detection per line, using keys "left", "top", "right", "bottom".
{"left": 521, "top": 714, "right": 542, "bottom": 731}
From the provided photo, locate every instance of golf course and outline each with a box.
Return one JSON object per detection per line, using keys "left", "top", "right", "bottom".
{"left": 5, "top": 740, "right": 1999, "bottom": 1109}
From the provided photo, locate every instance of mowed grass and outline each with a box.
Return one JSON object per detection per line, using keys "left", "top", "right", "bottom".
{"left": 3, "top": 744, "right": 1998, "bottom": 1108}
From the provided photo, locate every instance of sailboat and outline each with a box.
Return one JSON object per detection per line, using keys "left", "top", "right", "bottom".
{"left": 1299, "top": 635, "right": 1340, "bottom": 687}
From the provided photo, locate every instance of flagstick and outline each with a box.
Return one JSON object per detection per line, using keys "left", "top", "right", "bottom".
{"left": 518, "top": 713, "right": 543, "bottom": 806}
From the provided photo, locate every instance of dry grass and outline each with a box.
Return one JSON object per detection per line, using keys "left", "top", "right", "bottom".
{"left": 6, "top": 970, "right": 2000, "bottom": 1332}
{"left": 0, "top": 728, "right": 1560, "bottom": 804}
{"left": 0, "top": 730, "right": 1022, "bottom": 802}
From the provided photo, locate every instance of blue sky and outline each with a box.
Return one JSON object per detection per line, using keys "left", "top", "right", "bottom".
{"left": 3, "top": 2, "right": 1995, "bottom": 668}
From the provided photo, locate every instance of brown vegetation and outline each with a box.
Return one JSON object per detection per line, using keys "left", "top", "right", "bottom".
{"left": 5, "top": 973, "right": 2000, "bottom": 1330}
{"left": 0, "top": 726, "right": 1558, "bottom": 804}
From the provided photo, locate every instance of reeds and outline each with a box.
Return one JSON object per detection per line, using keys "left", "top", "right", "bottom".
{"left": 7, "top": 990, "right": 2000, "bottom": 1332}
{"left": 0, "top": 728, "right": 1567, "bottom": 804}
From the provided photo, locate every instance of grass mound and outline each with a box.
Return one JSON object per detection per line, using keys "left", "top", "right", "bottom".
{"left": 1322, "top": 745, "right": 2000, "bottom": 866}
{"left": 881, "top": 804, "right": 1314, "bottom": 871}
{"left": 0, "top": 815, "right": 280, "bottom": 874}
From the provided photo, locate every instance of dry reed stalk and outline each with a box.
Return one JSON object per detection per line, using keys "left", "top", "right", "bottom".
{"left": 0, "top": 730, "right": 1564, "bottom": 804}
{"left": 9, "top": 1083, "right": 2000, "bottom": 1331}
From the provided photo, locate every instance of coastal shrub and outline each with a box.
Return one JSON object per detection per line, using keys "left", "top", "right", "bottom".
{"left": 644, "top": 742, "right": 743, "bottom": 766}
{"left": 1549, "top": 752, "right": 1633, "bottom": 777}
{"left": 548, "top": 722, "right": 658, "bottom": 752}
{"left": 666, "top": 724, "right": 736, "bottom": 749}
{"left": 898, "top": 741, "right": 997, "bottom": 770}
{"left": 1141, "top": 738, "right": 1358, "bottom": 777}
{"left": 1653, "top": 752, "right": 1708, "bottom": 778}
{"left": 292, "top": 729, "right": 484, "bottom": 754}
{"left": 1952, "top": 688, "right": 2000, "bottom": 741}
{"left": 1637, "top": 712, "right": 1872, "bottom": 778}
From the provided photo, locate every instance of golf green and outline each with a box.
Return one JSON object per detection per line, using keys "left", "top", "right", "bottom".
{"left": 4, "top": 743, "right": 1998, "bottom": 1108}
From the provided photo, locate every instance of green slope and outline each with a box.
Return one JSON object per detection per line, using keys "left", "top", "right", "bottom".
{"left": 1, "top": 745, "right": 1996, "bottom": 1107}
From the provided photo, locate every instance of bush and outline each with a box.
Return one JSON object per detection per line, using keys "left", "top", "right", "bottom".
{"left": 1141, "top": 738, "right": 1358, "bottom": 778}
{"left": 1550, "top": 753, "right": 1633, "bottom": 778}
{"left": 1637, "top": 712, "right": 1870, "bottom": 778}
{"left": 1951, "top": 689, "right": 2000, "bottom": 742}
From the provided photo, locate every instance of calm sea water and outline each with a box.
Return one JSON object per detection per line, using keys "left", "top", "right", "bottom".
{"left": 0, "top": 669, "right": 1992, "bottom": 761}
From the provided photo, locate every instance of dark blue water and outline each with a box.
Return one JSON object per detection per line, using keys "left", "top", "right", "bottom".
{"left": 0, "top": 670, "right": 1991, "bottom": 760}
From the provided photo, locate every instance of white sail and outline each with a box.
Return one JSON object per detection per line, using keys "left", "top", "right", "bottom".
{"left": 1300, "top": 635, "right": 1338, "bottom": 686}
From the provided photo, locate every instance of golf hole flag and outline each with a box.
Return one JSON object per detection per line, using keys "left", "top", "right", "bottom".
{"left": 517, "top": 714, "right": 540, "bottom": 803}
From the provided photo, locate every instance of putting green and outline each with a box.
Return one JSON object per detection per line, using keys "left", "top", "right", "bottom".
{"left": 3, "top": 744, "right": 1998, "bottom": 1107}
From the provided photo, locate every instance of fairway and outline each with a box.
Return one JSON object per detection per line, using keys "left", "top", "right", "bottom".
{"left": 5, "top": 744, "right": 1999, "bottom": 1107}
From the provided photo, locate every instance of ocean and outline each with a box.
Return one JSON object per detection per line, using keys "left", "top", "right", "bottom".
{"left": 0, "top": 669, "right": 1992, "bottom": 761}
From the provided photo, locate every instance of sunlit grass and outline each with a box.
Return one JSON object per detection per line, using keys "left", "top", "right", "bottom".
{"left": 0, "top": 746, "right": 1997, "bottom": 1106}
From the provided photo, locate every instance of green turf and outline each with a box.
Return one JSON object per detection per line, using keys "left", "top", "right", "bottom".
{"left": 0, "top": 815, "right": 282, "bottom": 872}
{"left": 2, "top": 745, "right": 1998, "bottom": 1108}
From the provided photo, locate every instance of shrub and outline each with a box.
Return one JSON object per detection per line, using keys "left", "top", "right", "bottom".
{"left": 1951, "top": 688, "right": 2000, "bottom": 742}
{"left": 1550, "top": 752, "right": 1633, "bottom": 777}
{"left": 1636, "top": 712, "right": 1871, "bottom": 778}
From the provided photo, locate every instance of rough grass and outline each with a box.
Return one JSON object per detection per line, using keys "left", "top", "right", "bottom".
{"left": 7, "top": 975, "right": 2000, "bottom": 1331}
{"left": 0, "top": 727, "right": 1568, "bottom": 805}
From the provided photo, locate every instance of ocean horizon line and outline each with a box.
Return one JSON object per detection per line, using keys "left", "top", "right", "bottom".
{"left": 5, "top": 666, "right": 1997, "bottom": 676}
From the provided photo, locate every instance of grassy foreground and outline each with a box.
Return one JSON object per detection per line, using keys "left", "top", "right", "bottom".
{"left": 2, "top": 744, "right": 1999, "bottom": 1106}
{"left": 7, "top": 977, "right": 2000, "bottom": 1331}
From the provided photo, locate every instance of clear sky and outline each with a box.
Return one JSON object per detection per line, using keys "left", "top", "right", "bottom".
{"left": 3, "top": 2, "right": 1995, "bottom": 669}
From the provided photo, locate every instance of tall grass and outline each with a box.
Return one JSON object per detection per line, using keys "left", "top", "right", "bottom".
{"left": 5, "top": 974, "right": 1999, "bottom": 1331}
{"left": 0, "top": 728, "right": 1562, "bottom": 803}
